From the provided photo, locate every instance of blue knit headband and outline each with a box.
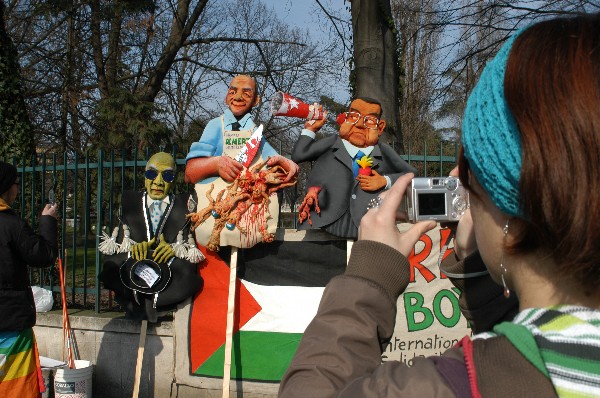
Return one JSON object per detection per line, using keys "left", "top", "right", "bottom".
{"left": 462, "top": 30, "right": 524, "bottom": 217}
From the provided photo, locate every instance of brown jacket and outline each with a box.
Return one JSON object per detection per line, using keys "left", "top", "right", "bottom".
{"left": 279, "top": 241, "right": 555, "bottom": 397}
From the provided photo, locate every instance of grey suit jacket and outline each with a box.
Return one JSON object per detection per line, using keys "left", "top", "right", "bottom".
{"left": 292, "top": 134, "right": 416, "bottom": 238}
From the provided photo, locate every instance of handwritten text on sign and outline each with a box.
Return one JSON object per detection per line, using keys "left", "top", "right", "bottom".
{"left": 383, "top": 226, "right": 471, "bottom": 365}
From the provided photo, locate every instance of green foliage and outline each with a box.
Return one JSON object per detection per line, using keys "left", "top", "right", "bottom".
{"left": 183, "top": 118, "right": 207, "bottom": 149}
{"left": 0, "top": 3, "right": 33, "bottom": 159}
{"left": 95, "top": 89, "right": 171, "bottom": 151}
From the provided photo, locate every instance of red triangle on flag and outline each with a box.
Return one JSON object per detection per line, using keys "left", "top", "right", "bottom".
{"left": 189, "top": 246, "right": 262, "bottom": 371}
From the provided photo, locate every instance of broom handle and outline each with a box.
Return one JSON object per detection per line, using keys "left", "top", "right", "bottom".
{"left": 62, "top": 251, "right": 80, "bottom": 361}
{"left": 132, "top": 320, "right": 148, "bottom": 398}
{"left": 222, "top": 247, "right": 238, "bottom": 398}
{"left": 58, "top": 256, "right": 75, "bottom": 368}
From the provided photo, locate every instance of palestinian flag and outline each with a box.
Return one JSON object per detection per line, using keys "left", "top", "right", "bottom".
{"left": 189, "top": 240, "right": 347, "bottom": 382}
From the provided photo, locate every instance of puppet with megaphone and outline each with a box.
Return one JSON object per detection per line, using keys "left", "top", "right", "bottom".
{"left": 270, "top": 92, "right": 325, "bottom": 120}
{"left": 290, "top": 96, "right": 417, "bottom": 239}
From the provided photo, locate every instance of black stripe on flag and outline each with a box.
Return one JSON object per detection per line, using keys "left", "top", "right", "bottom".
{"left": 229, "top": 240, "right": 347, "bottom": 287}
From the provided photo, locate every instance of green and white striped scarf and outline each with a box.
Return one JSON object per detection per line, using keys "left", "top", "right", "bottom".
{"left": 475, "top": 306, "right": 600, "bottom": 397}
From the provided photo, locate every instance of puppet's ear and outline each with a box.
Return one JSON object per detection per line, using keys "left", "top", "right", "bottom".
{"left": 377, "top": 119, "right": 386, "bottom": 135}
{"left": 336, "top": 113, "right": 346, "bottom": 125}
{"left": 253, "top": 94, "right": 261, "bottom": 108}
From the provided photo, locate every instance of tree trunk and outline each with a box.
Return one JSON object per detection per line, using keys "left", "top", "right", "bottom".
{"left": 350, "top": 0, "right": 404, "bottom": 151}
{"left": 140, "top": 0, "right": 209, "bottom": 103}
{"left": 90, "top": 0, "right": 109, "bottom": 99}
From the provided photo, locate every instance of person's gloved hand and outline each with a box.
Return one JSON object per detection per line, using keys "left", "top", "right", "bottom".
{"left": 131, "top": 237, "right": 155, "bottom": 260}
{"left": 152, "top": 234, "right": 175, "bottom": 264}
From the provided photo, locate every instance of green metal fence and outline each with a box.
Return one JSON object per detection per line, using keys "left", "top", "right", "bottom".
{"left": 3, "top": 142, "right": 459, "bottom": 313}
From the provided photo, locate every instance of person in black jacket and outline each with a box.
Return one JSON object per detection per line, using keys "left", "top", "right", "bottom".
{"left": 0, "top": 161, "right": 58, "bottom": 397}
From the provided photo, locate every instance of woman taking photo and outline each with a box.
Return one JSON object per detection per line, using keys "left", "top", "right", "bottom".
{"left": 280, "top": 12, "right": 600, "bottom": 397}
{"left": 0, "top": 162, "right": 58, "bottom": 397}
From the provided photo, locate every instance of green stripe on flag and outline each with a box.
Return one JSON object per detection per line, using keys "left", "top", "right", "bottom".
{"left": 194, "top": 331, "right": 303, "bottom": 381}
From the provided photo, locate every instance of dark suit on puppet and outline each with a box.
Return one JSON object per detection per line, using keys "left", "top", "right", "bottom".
{"left": 100, "top": 190, "right": 203, "bottom": 322}
{"left": 292, "top": 134, "right": 415, "bottom": 239}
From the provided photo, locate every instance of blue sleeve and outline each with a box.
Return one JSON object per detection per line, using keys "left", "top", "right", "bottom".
{"left": 185, "top": 118, "right": 222, "bottom": 161}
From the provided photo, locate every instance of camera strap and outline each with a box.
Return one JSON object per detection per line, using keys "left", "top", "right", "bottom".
{"left": 437, "top": 230, "right": 490, "bottom": 279}
{"left": 440, "top": 269, "right": 490, "bottom": 279}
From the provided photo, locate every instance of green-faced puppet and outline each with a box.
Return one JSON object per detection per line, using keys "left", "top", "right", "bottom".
{"left": 131, "top": 152, "right": 177, "bottom": 262}
{"left": 145, "top": 152, "right": 176, "bottom": 201}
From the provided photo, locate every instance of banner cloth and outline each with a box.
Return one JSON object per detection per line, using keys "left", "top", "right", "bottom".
{"left": 174, "top": 226, "right": 471, "bottom": 392}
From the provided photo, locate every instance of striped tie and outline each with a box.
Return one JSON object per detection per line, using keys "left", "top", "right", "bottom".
{"left": 150, "top": 201, "right": 162, "bottom": 233}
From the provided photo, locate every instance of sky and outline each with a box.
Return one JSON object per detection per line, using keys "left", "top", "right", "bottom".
{"left": 262, "top": 0, "right": 352, "bottom": 104}
{"left": 263, "top": 0, "right": 348, "bottom": 32}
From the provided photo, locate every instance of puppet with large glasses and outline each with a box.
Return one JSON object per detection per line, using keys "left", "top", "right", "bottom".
{"left": 292, "top": 97, "right": 416, "bottom": 239}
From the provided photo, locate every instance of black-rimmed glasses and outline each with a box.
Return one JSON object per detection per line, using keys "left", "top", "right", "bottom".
{"left": 145, "top": 169, "right": 175, "bottom": 183}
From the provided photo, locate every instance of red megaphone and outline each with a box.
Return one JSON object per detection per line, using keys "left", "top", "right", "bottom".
{"left": 270, "top": 92, "right": 324, "bottom": 120}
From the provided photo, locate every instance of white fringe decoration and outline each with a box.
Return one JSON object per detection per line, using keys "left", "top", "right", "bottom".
{"left": 98, "top": 227, "right": 120, "bottom": 255}
{"left": 118, "top": 224, "right": 136, "bottom": 253}
{"left": 171, "top": 231, "right": 188, "bottom": 259}
{"left": 185, "top": 233, "right": 205, "bottom": 263}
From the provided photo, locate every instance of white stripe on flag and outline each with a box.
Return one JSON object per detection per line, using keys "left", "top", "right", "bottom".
{"left": 240, "top": 281, "right": 324, "bottom": 334}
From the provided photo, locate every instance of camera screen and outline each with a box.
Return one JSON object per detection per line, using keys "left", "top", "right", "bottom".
{"left": 417, "top": 192, "right": 446, "bottom": 216}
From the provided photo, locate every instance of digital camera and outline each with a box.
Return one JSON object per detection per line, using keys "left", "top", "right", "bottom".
{"left": 406, "top": 176, "right": 469, "bottom": 222}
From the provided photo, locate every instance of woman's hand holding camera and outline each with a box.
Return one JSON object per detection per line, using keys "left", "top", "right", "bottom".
{"left": 451, "top": 209, "right": 477, "bottom": 260}
{"left": 442, "top": 167, "right": 477, "bottom": 260}
{"left": 42, "top": 203, "right": 58, "bottom": 219}
{"left": 358, "top": 173, "right": 436, "bottom": 257}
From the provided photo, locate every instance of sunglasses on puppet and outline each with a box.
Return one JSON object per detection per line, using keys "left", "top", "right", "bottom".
{"left": 336, "top": 112, "right": 381, "bottom": 129}
{"left": 145, "top": 168, "right": 176, "bottom": 183}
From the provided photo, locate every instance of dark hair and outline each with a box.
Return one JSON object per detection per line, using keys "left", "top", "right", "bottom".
{"left": 352, "top": 97, "right": 383, "bottom": 117}
{"left": 0, "top": 161, "right": 18, "bottom": 195}
{"left": 503, "top": 13, "right": 600, "bottom": 290}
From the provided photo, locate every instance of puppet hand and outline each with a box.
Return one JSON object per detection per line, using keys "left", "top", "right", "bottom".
{"left": 298, "top": 208, "right": 308, "bottom": 224}
{"left": 357, "top": 170, "right": 387, "bottom": 192}
{"left": 302, "top": 187, "right": 321, "bottom": 213}
{"left": 218, "top": 156, "right": 244, "bottom": 182}
{"left": 304, "top": 111, "right": 327, "bottom": 132}
{"left": 152, "top": 234, "right": 175, "bottom": 264}
{"left": 358, "top": 174, "right": 436, "bottom": 257}
{"left": 297, "top": 187, "right": 321, "bottom": 225}
{"left": 267, "top": 155, "right": 299, "bottom": 183}
{"left": 131, "top": 237, "right": 155, "bottom": 260}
